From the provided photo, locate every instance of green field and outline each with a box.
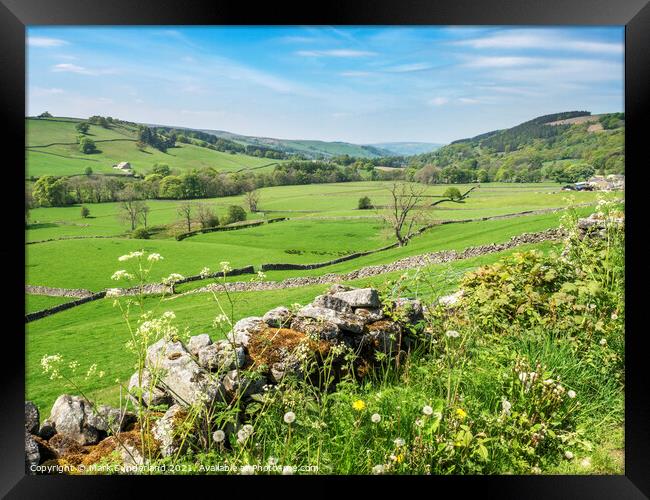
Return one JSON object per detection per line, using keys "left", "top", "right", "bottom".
{"left": 26, "top": 117, "right": 280, "bottom": 178}
{"left": 25, "top": 241, "right": 559, "bottom": 414}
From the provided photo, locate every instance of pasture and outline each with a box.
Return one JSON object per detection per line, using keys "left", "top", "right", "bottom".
{"left": 26, "top": 117, "right": 279, "bottom": 178}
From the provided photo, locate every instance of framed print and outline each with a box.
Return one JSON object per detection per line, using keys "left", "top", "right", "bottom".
{"left": 1, "top": 0, "right": 648, "bottom": 496}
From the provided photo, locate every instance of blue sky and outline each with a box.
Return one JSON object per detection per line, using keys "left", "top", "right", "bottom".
{"left": 27, "top": 26, "right": 624, "bottom": 144}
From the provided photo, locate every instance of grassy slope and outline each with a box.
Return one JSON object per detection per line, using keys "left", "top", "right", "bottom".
{"left": 25, "top": 294, "right": 74, "bottom": 314}
{"left": 25, "top": 241, "right": 559, "bottom": 415}
{"left": 26, "top": 181, "right": 614, "bottom": 242}
{"left": 26, "top": 209, "right": 586, "bottom": 291}
{"left": 26, "top": 118, "right": 278, "bottom": 177}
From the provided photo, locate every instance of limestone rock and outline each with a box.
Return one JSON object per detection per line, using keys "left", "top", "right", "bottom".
{"left": 290, "top": 316, "right": 340, "bottom": 341}
{"left": 152, "top": 404, "right": 188, "bottom": 457}
{"left": 146, "top": 339, "right": 225, "bottom": 407}
{"left": 197, "top": 340, "right": 246, "bottom": 372}
{"left": 38, "top": 420, "right": 56, "bottom": 441}
{"left": 354, "top": 307, "right": 384, "bottom": 323}
{"left": 222, "top": 370, "right": 267, "bottom": 398}
{"left": 332, "top": 288, "right": 381, "bottom": 309}
{"left": 48, "top": 395, "right": 102, "bottom": 445}
{"left": 187, "top": 334, "right": 212, "bottom": 357}
{"left": 361, "top": 320, "right": 403, "bottom": 354}
{"left": 297, "top": 305, "right": 364, "bottom": 334}
{"left": 393, "top": 298, "right": 424, "bottom": 323}
{"left": 226, "top": 317, "right": 265, "bottom": 347}
{"left": 25, "top": 401, "right": 40, "bottom": 435}
{"left": 312, "top": 294, "right": 353, "bottom": 313}
{"left": 438, "top": 290, "right": 464, "bottom": 308}
{"left": 262, "top": 307, "right": 293, "bottom": 328}
{"left": 25, "top": 429, "right": 40, "bottom": 474}
{"left": 128, "top": 368, "right": 173, "bottom": 408}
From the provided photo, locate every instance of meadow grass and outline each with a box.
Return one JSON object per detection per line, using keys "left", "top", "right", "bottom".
{"left": 25, "top": 241, "right": 558, "bottom": 416}
{"left": 25, "top": 294, "right": 75, "bottom": 314}
{"left": 26, "top": 117, "right": 279, "bottom": 177}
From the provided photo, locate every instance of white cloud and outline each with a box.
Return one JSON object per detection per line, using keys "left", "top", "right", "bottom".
{"left": 458, "top": 97, "right": 480, "bottom": 104}
{"left": 51, "top": 63, "right": 118, "bottom": 76}
{"left": 464, "top": 56, "right": 538, "bottom": 68}
{"left": 28, "top": 37, "right": 68, "bottom": 48}
{"left": 384, "top": 63, "right": 432, "bottom": 73}
{"left": 296, "top": 49, "right": 377, "bottom": 58}
{"left": 429, "top": 97, "right": 449, "bottom": 106}
{"left": 31, "top": 87, "right": 64, "bottom": 97}
{"left": 455, "top": 30, "right": 623, "bottom": 55}
{"left": 340, "top": 71, "right": 372, "bottom": 77}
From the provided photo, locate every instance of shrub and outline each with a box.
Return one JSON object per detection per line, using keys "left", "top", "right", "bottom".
{"left": 358, "top": 196, "right": 373, "bottom": 209}
{"left": 80, "top": 206, "right": 90, "bottom": 218}
{"left": 84, "top": 167, "right": 93, "bottom": 176}
{"left": 79, "top": 138, "right": 97, "bottom": 154}
{"left": 131, "top": 227, "right": 150, "bottom": 239}
{"left": 221, "top": 205, "right": 247, "bottom": 225}
{"left": 443, "top": 187, "right": 463, "bottom": 200}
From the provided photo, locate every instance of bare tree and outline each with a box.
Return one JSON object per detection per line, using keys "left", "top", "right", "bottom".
{"left": 244, "top": 188, "right": 261, "bottom": 213}
{"left": 196, "top": 202, "right": 218, "bottom": 228}
{"left": 380, "top": 182, "right": 478, "bottom": 246}
{"left": 177, "top": 201, "right": 195, "bottom": 232}
{"left": 118, "top": 185, "right": 146, "bottom": 230}
{"left": 139, "top": 203, "right": 150, "bottom": 228}
{"left": 380, "top": 182, "right": 428, "bottom": 246}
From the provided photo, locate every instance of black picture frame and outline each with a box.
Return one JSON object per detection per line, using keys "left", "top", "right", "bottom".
{"left": 2, "top": 0, "right": 648, "bottom": 496}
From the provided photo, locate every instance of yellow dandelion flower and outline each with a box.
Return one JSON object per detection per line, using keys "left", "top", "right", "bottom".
{"left": 352, "top": 399, "right": 366, "bottom": 411}
{"left": 455, "top": 408, "right": 467, "bottom": 420}
{"left": 395, "top": 453, "right": 405, "bottom": 464}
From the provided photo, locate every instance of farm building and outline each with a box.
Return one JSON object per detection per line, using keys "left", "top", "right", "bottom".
{"left": 113, "top": 161, "right": 132, "bottom": 171}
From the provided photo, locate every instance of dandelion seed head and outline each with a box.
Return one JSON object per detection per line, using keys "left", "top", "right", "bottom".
{"left": 422, "top": 405, "right": 433, "bottom": 416}
{"left": 213, "top": 430, "right": 225, "bottom": 443}
{"left": 283, "top": 411, "right": 296, "bottom": 424}
{"left": 371, "top": 413, "right": 381, "bottom": 423}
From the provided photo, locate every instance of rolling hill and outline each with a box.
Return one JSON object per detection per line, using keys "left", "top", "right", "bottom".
{"left": 25, "top": 117, "right": 280, "bottom": 178}
{"left": 369, "top": 142, "right": 444, "bottom": 156}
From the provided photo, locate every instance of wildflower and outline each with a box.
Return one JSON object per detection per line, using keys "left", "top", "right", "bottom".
{"left": 394, "top": 438, "right": 405, "bottom": 447}
{"left": 240, "top": 464, "right": 255, "bottom": 475}
{"left": 611, "top": 312, "right": 618, "bottom": 320}
{"left": 282, "top": 466, "right": 294, "bottom": 475}
{"left": 199, "top": 267, "right": 211, "bottom": 279}
{"left": 371, "top": 413, "right": 381, "bottom": 423}
{"left": 242, "top": 424, "right": 254, "bottom": 435}
{"left": 599, "top": 338, "right": 607, "bottom": 346}
{"left": 445, "top": 330, "right": 460, "bottom": 338}
{"left": 531, "top": 466, "right": 542, "bottom": 474}
{"left": 220, "top": 261, "right": 232, "bottom": 273}
{"left": 284, "top": 411, "right": 296, "bottom": 424}
{"left": 580, "top": 457, "right": 592, "bottom": 468}
{"left": 111, "top": 270, "right": 134, "bottom": 281}
{"left": 68, "top": 360, "right": 79, "bottom": 371}
{"left": 213, "top": 430, "right": 225, "bottom": 443}
{"left": 371, "top": 464, "right": 385, "bottom": 475}
{"left": 267, "top": 456, "right": 278, "bottom": 466}
{"left": 212, "top": 314, "right": 229, "bottom": 327}
{"left": 455, "top": 408, "right": 467, "bottom": 420}
{"left": 147, "top": 253, "right": 163, "bottom": 262}
{"left": 98, "top": 371, "right": 105, "bottom": 378}
{"left": 565, "top": 451, "right": 574, "bottom": 460}
{"left": 162, "top": 311, "right": 176, "bottom": 320}
{"left": 567, "top": 390, "right": 577, "bottom": 399}
{"left": 162, "top": 273, "right": 184, "bottom": 284}
{"left": 501, "top": 398, "right": 512, "bottom": 416}
{"left": 415, "top": 418, "right": 424, "bottom": 428}
{"left": 352, "top": 400, "right": 366, "bottom": 411}
{"left": 393, "top": 453, "right": 405, "bottom": 463}
{"left": 237, "top": 430, "right": 249, "bottom": 444}
{"left": 86, "top": 363, "right": 97, "bottom": 379}
{"left": 118, "top": 251, "right": 144, "bottom": 262}
{"left": 257, "top": 271, "right": 267, "bottom": 280}
{"left": 422, "top": 405, "right": 433, "bottom": 416}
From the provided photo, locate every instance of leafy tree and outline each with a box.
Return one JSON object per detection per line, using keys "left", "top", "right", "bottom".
{"left": 75, "top": 122, "right": 90, "bottom": 134}
{"left": 151, "top": 164, "right": 171, "bottom": 177}
{"left": 442, "top": 187, "right": 463, "bottom": 201}
{"left": 80, "top": 206, "right": 90, "bottom": 218}
{"left": 79, "top": 137, "right": 97, "bottom": 154}
{"left": 131, "top": 227, "right": 150, "bottom": 239}
{"left": 476, "top": 169, "right": 489, "bottom": 183}
{"left": 84, "top": 166, "right": 93, "bottom": 176}
{"left": 38, "top": 111, "right": 53, "bottom": 118}
{"left": 32, "top": 176, "right": 69, "bottom": 206}
{"left": 222, "top": 205, "right": 247, "bottom": 225}
{"left": 118, "top": 185, "right": 146, "bottom": 230}
{"left": 358, "top": 196, "right": 373, "bottom": 209}
{"left": 159, "top": 176, "right": 184, "bottom": 199}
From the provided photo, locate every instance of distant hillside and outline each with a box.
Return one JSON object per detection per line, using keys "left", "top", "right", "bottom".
{"left": 369, "top": 142, "right": 444, "bottom": 156}
{"left": 409, "top": 111, "right": 624, "bottom": 183}
{"left": 199, "top": 129, "right": 395, "bottom": 159}
{"left": 25, "top": 116, "right": 279, "bottom": 178}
